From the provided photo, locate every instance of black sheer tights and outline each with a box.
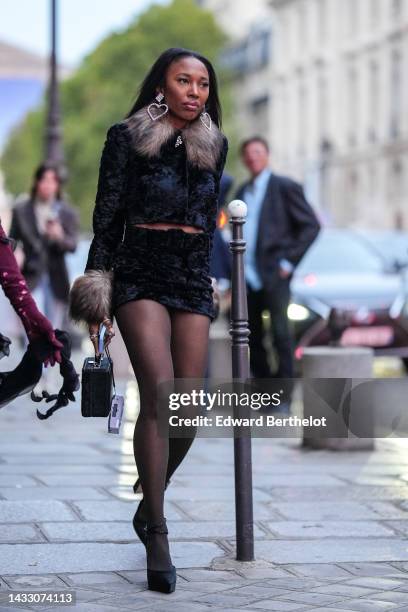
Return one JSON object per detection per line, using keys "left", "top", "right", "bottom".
{"left": 115, "top": 299, "right": 210, "bottom": 569}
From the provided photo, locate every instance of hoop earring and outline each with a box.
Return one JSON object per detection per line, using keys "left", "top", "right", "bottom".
{"left": 147, "top": 92, "right": 169, "bottom": 121}
{"left": 200, "top": 105, "right": 212, "bottom": 131}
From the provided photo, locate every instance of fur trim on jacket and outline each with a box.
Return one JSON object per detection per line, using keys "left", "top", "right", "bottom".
{"left": 68, "top": 269, "right": 113, "bottom": 325}
{"left": 82, "top": 107, "right": 229, "bottom": 276}
{"left": 125, "top": 106, "right": 225, "bottom": 172}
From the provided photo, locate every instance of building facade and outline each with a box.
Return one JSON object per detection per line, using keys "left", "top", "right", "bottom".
{"left": 199, "top": 0, "right": 408, "bottom": 229}
{"left": 197, "top": 0, "right": 273, "bottom": 165}
{"left": 270, "top": 0, "right": 408, "bottom": 229}
{"left": 196, "top": 0, "right": 270, "bottom": 39}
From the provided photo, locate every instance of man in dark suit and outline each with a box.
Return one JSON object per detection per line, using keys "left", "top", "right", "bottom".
{"left": 235, "top": 136, "right": 320, "bottom": 380}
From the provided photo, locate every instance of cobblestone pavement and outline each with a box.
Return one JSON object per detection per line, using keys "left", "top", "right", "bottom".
{"left": 1, "top": 351, "right": 408, "bottom": 611}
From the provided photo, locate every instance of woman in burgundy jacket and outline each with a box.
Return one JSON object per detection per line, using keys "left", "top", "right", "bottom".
{"left": 0, "top": 220, "right": 63, "bottom": 406}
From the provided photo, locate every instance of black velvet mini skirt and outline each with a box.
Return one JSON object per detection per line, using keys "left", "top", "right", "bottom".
{"left": 111, "top": 226, "right": 216, "bottom": 321}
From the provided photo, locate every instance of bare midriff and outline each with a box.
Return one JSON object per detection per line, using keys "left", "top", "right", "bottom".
{"left": 133, "top": 222, "right": 204, "bottom": 234}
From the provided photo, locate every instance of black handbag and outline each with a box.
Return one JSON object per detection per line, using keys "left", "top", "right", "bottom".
{"left": 81, "top": 326, "right": 113, "bottom": 417}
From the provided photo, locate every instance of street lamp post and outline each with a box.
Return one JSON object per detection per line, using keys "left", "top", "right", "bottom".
{"left": 45, "top": 0, "right": 66, "bottom": 180}
{"left": 228, "top": 199, "right": 254, "bottom": 561}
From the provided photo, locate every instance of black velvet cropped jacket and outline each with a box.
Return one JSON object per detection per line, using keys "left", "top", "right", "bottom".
{"left": 85, "top": 105, "right": 229, "bottom": 272}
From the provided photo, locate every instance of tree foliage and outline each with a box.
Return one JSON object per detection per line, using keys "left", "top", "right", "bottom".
{"left": 1, "top": 0, "right": 238, "bottom": 227}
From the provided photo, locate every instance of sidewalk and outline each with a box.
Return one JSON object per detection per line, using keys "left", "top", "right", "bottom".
{"left": 1, "top": 358, "right": 408, "bottom": 611}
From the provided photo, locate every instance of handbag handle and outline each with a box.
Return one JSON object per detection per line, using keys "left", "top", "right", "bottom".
{"left": 94, "top": 325, "right": 117, "bottom": 396}
{"left": 98, "top": 325, "right": 107, "bottom": 355}
{"left": 92, "top": 324, "right": 107, "bottom": 364}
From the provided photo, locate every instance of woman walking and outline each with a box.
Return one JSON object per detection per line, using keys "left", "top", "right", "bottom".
{"left": 9, "top": 163, "right": 78, "bottom": 331}
{"left": 70, "top": 48, "right": 228, "bottom": 593}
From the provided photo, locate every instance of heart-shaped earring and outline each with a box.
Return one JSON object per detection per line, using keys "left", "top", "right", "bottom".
{"left": 200, "top": 110, "right": 212, "bottom": 131}
{"left": 147, "top": 92, "right": 169, "bottom": 121}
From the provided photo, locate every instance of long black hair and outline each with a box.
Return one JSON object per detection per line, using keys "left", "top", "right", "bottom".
{"left": 125, "top": 47, "right": 222, "bottom": 127}
{"left": 30, "top": 163, "right": 63, "bottom": 201}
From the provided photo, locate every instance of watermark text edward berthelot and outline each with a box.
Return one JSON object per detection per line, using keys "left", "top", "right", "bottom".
{"left": 169, "top": 414, "right": 327, "bottom": 428}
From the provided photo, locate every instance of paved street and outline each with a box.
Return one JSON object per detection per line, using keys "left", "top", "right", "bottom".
{"left": 1, "top": 348, "right": 408, "bottom": 611}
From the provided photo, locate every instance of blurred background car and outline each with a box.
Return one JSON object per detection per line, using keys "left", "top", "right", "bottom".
{"left": 290, "top": 229, "right": 408, "bottom": 371}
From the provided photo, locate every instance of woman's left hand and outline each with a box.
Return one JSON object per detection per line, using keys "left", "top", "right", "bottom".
{"left": 88, "top": 318, "right": 115, "bottom": 356}
{"left": 211, "top": 277, "right": 220, "bottom": 318}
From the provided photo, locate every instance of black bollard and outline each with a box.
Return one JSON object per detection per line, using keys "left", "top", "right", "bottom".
{"left": 228, "top": 199, "right": 254, "bottom": 561}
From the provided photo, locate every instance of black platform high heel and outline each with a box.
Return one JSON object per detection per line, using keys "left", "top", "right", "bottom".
{"left": 145, "top": 519, "right": 176, "bottom": 594}
{"left": 132, "top": 477, "right": 171, "bottom": 546}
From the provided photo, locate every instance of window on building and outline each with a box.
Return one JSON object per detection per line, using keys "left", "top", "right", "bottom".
{"left": 390, "top": 48, "right": 402, "bottom": 139}
{"left": 247, "top": 24, "right": 271, "bottom": 70}
{"left": 368, "top": 59, "right": 379, "bottom": 142}
{"left": 220, "top": 23, "right": 271, "bottom": 75}
{"left": 279, "top": 79, "right": 288, "bottom": 162}
{"left": 348, "top": 65, "right": 358, "bottom": 147}
{"left": 249, "top": 95, "right": 270, "bottom": 136}
{"left": 318, "top": 73, "right": 328, "bottom": 140}
{"left": 349, "top": 169, "right": 359, "bottom": 217}
{"left": 389, "top": 159, "right": 404, "bottom": 228}
{"left": 298, "top": 78, "right": 307, "bottom": 156}
{"left": 368, "top": 163, "right": 376, "bottom": 197}
{"left": 389, "top": 159, "right": 403, "bottom": 198}
{"left": 220, "top": 42, "right": 247, "bottom": 74}
{"left": 392, "top": 0, "right": 402, "bottom": 21}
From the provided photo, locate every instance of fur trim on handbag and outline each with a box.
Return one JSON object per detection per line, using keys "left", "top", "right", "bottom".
{"left": 124, "top": 106, "right": 225, "bottom": 172}
{"left": 68, "top": 269, "right": 113, "bottom": 325}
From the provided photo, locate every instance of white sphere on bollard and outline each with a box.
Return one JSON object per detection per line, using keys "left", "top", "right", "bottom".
{"left": 228, "top": 200, "right": 247, "bottom": 218}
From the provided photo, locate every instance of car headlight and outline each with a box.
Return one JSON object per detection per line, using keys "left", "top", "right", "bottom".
{"left": 288, "top": 303, "right": 311, "bottom": 321}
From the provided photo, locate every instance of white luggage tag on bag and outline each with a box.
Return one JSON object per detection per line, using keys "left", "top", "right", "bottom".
{"left": 99, "top": 325, "right": 125, "bottom": 434}
{"left": 108, "top": 395, "right": 124, "bottom": 434}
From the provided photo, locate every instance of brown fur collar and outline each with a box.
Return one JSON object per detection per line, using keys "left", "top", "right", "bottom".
{"left": 124, "top": 105, "right": 225, "bottom": 172}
